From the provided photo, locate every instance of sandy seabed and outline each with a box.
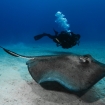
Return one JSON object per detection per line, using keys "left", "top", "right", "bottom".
{"left": 0, "top": 42, "right": 105, "bottom": 105}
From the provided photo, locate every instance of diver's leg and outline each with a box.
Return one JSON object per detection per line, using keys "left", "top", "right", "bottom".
{"left": 34, "top": 34, "right": 45, "bottom": 40}
{"left": 34, "top": 33, "right": 54, "bottom": 40}
{"left": 45, "top": 34, "right": 54, "bottom": 39}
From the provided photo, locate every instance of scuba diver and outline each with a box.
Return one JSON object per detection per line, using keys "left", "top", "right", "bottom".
{"left": 34, "top": 29, "right": 81, "bottom": 49}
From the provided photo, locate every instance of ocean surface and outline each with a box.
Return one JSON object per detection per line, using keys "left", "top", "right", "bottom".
{"left": 0, "top": 0, "right": 105, "bottom": 105}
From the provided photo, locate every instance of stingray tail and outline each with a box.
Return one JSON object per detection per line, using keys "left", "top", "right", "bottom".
{"left": 0, "top": 46, "right": 35, "bottom": 59}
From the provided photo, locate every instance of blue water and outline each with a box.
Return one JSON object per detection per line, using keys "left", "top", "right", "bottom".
{"left": 0, "top": 1, "right": 105, "bottom": 104}
{"left": 0, "top": 0, "right": 105, "bottom": 45}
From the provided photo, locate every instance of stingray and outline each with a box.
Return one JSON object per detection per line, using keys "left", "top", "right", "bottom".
{"left": 1, "top": 46, "right": 105, "bottom": 93}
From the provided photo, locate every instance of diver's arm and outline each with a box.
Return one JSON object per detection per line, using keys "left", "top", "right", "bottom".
{"left": 53, "top": 28, "right": 59, "bottom": 36}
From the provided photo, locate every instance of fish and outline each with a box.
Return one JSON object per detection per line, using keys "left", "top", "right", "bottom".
{"left": 1, "top": 46, "right": 105, "bottom": 93}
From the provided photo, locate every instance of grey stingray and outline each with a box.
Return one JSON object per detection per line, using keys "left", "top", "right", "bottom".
{"left": 1, "top": 46, "right": 105, "bottom": 93}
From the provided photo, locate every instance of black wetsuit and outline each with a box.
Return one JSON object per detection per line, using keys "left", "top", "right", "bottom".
{"left": 34, "top": 31, "right": 80, "bottom": 49}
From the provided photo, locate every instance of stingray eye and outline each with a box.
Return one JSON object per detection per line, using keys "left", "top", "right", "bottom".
{"left": 79, "top": 56, "right": 91, "bottom": 64}
{"left": 79, "top": 57, "right": 87, "bottom": 63}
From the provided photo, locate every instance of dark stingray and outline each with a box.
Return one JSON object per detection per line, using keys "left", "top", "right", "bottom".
{"left": 26, "top": 54, "right": 105, "bottom": 94}
{"left": 1, "top": 46, "right": 105, "bottom": 94}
